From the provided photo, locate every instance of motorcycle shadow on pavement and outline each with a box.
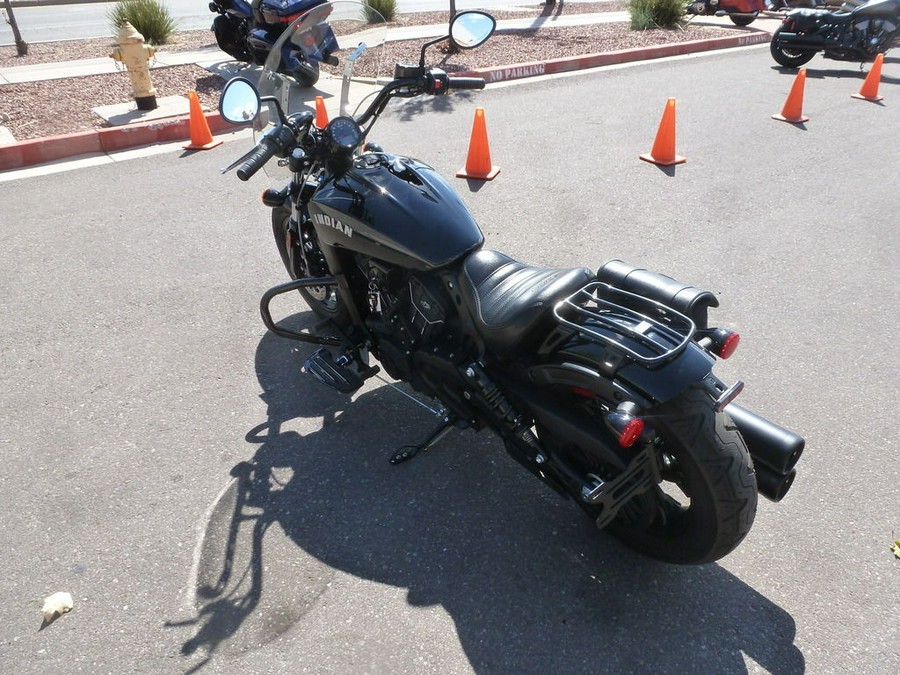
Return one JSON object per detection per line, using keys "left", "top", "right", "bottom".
{"left": 393, "top": 90, "right": 482, "bottom": 124}
{"left": 175, "top": 311, "right": 804, "bottom": 674}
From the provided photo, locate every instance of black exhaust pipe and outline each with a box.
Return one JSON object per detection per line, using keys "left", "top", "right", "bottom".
{"left": 724, "top": 404, "right": 804, "bottom": 501}
{"left": 725, "top": 404, "right": 804, "bottom": 474}
{"left": 754, "top": 464, "right": 796, "bottom": 503}
{"left": 774, "top": 32, "right": 831, "bottom": 49}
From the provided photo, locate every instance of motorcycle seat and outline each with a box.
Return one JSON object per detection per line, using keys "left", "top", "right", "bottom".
{"left": 459, "top": 249, "right": 593, "bottom": 353}
{"left": 793, "top": 7, "right": 854, "bottom": 20}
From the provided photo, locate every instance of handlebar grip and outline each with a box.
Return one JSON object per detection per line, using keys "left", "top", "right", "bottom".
{"left": 237, "top": 138, "right": 277, "bottom": 181}
{"left": 448, "top": 77, "right": 486, "bottom": 90}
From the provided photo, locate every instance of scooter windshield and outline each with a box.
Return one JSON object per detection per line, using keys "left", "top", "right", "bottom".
{"left": 253, "top": 0, "right": 387, "bottom": 171}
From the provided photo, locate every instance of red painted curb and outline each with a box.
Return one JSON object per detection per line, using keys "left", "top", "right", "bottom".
{"left": 0, "top": 111, "right": 243, "bottom": 172}
{"left": 459, "top": 31, "right": 771, "bottom": 84}
{"left": 0, "top": 30, "right": 770, "bottom": 172}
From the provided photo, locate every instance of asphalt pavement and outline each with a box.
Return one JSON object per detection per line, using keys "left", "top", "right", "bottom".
{"left": 0, "top": 26, "right": 898, "bottom": 675}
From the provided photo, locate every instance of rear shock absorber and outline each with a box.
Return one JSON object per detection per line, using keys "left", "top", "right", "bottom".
{"left": 463, "top": 362, "right": 542, "bottom": 456}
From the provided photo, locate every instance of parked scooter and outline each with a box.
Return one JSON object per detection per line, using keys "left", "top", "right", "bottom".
{"left": 218, "top": 1, "right": 806, "bottom": 565}
{"left": 770, "top": 0, "right": 900, "bottom": 66}
{"left": 209, "top": 0, "right": 334, "bottom": 86}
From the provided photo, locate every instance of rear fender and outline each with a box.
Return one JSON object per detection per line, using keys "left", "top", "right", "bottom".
{"left": 532, "top": 335, "right": 715, "bottom": 407}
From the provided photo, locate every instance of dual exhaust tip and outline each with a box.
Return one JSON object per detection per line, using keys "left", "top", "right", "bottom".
{"left": 726, "top": 404, "right": 804, "bottom": 502}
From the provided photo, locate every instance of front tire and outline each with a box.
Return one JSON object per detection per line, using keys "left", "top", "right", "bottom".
{"left": 606, "top": 387, "right": 758, "bottom": 564}
{"left": 272, "top": 206, "right": 350, "bottom": 325}
{"left": 770, "top": 27, "right": 817, "bottom": 67}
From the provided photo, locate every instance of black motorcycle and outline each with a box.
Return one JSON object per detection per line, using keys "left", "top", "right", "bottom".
{"left": 770, "top": 0, "right": 900, "bottom": 67}
{"left": 209, "top": 0, "right": 333, "bottom": 86}
{"left": 218, "top": 1, "right": 805, "bottom": 565}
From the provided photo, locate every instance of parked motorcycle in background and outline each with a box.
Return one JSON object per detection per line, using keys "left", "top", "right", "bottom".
{"left": 770, "top": 0, "right": 900, "bottom": 66}
{"left": 209, "top": 0, "right": 334, "bottom": 86}
{"left": 218, "top": 1, "right": 806, "bottom": 565}
{"left": 686, "top": 0, "right": 769, "bottom": 26}
{"left": 685, "top": 0, "right": 865, "bottom": 26}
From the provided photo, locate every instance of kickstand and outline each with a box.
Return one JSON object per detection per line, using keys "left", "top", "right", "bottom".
{"left": 390, "top": 415, "right": 458, "bottom": 465}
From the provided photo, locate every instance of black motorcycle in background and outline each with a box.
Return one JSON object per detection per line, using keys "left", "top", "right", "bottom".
{"left": 209, "top": 0, "right": 333, "bottom": 86}
{"left": 770, "top": 0, "right": 900, "bottom": 66}
{"left": 218, "top": 2, "right": 806, "bottom": 565}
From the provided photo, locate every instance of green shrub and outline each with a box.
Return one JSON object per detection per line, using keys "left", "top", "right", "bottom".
{"left": 629, "top": 0, "right": 684, "bottom": 29}
{"left": 363, "top": 0, "right": 396, "bottom": 23}
{"left": 107, "top": 0, "right": 178, "bottom": 45}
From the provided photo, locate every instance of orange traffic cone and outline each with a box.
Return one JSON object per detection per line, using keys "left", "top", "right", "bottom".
{"left": 456, "top": 107, "right": 500, "bottom": 180}
{"left": 772, "top": 69, "right": 809, "bottom": 123}
{"left": 183, "top": 90, "right": 222, "bottom": 150}
{"left": 639, "top": 98, "right": 686, "bottom": 166}
{"left": 852, "top": 53, "right": 885, "bottom": 102}
{"left": 315, "top": 96, "right": 329, "bottom": 128}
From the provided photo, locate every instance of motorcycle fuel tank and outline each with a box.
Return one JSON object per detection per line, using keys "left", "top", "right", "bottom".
{"left": 309, "top": 154, "right": 485, "bottom": 270}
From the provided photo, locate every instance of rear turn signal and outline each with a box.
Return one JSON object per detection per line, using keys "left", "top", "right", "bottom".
{"left": 710, "top": 328, "right": 740, "bottom": 359}
{"left": 606, "top": 410, "right": 645, "bottom": 448}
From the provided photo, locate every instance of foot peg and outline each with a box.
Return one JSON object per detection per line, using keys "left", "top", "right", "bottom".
{"left": 303, "top": 348, "right": 378, "bottom": 394}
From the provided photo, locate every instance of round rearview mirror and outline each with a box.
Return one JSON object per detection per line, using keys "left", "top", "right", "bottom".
{"left": 449, "top": 11, "right": 496, "bottom": 50}
{"left": 219, "top": 77, "right": 260, "bottom": 124}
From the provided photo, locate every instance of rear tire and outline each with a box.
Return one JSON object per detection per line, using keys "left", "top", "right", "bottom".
{"left": 289, "top": 55, "right": 320, "bottom": 88}
{"left": 770, "top": 27, "right": 817, "bottom": 67}
{"left": 606, "top": 387, "right": 758, "bottom": 564}
{"left": 729, "top": 12, "right": 758, "bottom": 26}
{"left": 272, "top": 205, "right": 350, "bottom": 325}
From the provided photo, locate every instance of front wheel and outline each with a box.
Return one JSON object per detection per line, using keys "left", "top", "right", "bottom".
{"left": 770, "top": 27, "right": 817, "bottom": 67}
{"left": 272, "top": 206, "right": 350, "bottom": 325}
{"left": 605, "top": 387, "right": 758, "bottom": 564}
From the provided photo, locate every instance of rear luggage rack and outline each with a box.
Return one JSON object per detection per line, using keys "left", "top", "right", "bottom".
{"left": 553, "top": 282, "right": 696, "bottom": 365}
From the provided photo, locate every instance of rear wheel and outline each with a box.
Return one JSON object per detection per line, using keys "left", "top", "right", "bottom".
{"left": 289, "top": 55, "right": 320, "bottom": 88}
{"left": 272, "top": 205, "right": 350, "bottom": 325}
{"left": 770, "top": 27, "right": 817, "bottom": 67}
{"left": 606, "top": 387, "right": 757, "bottom": 564}
{"left": 729, "top": 12, "right": 758, "bottom": 26}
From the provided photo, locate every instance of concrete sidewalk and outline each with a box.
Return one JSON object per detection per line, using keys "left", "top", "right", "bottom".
{"left": 0, "top": 13, "right": 779, "bottom": 171}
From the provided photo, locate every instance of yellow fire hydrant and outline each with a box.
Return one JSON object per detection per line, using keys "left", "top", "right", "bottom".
{"left": 110, "top": 21, "right": 158, "bottom": 111}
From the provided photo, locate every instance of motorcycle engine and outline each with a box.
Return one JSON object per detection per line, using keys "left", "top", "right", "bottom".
{"left": 850, "top": 18, "right": 897, "bottom": 52}
{"left": 868, "top": 19, "right": 897, "bottom": 48}
{"left": 363, "top": 261, "right": 452, "bottom": 384}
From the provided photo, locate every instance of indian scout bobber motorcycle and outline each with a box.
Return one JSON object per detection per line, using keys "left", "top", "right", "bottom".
{"left": 770, "top": 0, "right": 900, "bottom": 66}
{"left": 218, "top": 2, "right": 805, "bottom": 565}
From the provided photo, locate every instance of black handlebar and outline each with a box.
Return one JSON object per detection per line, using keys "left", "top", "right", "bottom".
{"left": 448, "top": 77, "right": 486, "bottom": 90}
{"left": 237, "top": 137, "right": 277, "bottom": 181}
{"left": 232, "top": 70, "right": 487, "bottom": 180}
{"left": 236, "top": 123, "right": 303, "bottom": 181}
